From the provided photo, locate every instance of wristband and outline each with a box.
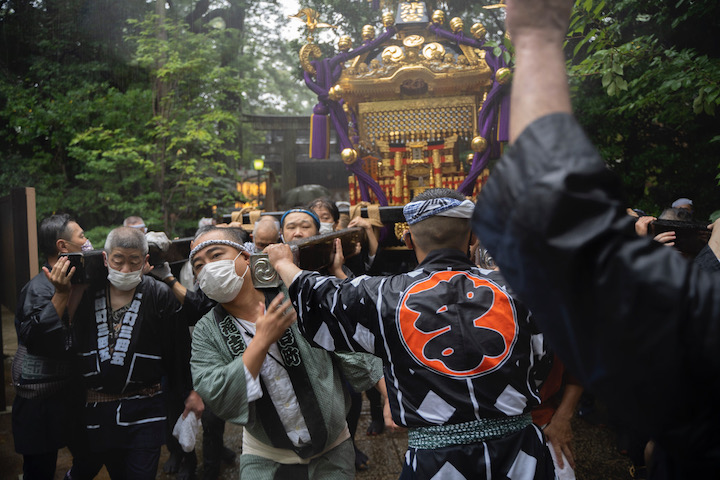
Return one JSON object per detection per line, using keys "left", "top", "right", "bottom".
{"left": 166, "top": 277, "right": 178, "bottom": 288}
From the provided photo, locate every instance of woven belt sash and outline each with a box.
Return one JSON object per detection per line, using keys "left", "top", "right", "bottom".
{"left": 407, "top": 413, "right": 532, "bottom": 449}
{"left": 86, "top": 383, "right": 162, "bottom": 403}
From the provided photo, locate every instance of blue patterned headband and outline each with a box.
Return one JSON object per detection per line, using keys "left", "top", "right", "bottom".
{"left": 280, "top": 209, "right": 320, "bottom": 229}
{"left": 189, "top": 239, "right": 245, "bottom": 263}
{"left": 403, "top": 198, "right": 475, "bottom": 225}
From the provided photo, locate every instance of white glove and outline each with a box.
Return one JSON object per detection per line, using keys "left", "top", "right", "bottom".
{"left": 145, "top": 231, "right": 171, "bottom": 252}
{"left": 149, "top": 261, "right": 173, "bottom": 280}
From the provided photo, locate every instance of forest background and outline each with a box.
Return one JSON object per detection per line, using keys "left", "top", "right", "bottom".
{"left": 0, "top": 0, "right": 718, "bottom": 241}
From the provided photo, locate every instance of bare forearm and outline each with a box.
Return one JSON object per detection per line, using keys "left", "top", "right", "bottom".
{"left": 274, "top": 259, "right": 303, "bottom": 288}
{"left": 507, "top": 0, "right": 573, "bottom": 142}
{"left": 170, "top": 279, "right": 187, "bottom": 305}
{"left": 554, "top": 383, "right": 583, "bottom": 421}
{"left": 510, "top": 40, "right": 571, "bottom": 142}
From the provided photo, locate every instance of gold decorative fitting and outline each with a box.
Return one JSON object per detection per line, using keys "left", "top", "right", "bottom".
{"left": 394, "top": 222, "right": 409, "bottom": 241}
{"left": 471, "top": 136, "right": 488, "bottom": 152}
{"left": 483, "top": 1, "right": 507, "bottom": 10}
{"left": 423, "top": 43, "right": 446, "bottom": 61}
{"left": 361, "top": 25, "right": 376, "bottom": 41}
{"left": 403, "top": 35, "right": 425, "bottom": 48}
{"left": 289, "top": 8, "right": 338, "bottom": 43}
{"left": 299, "top": 43, "right": 323, "bottom": 75}
{"left": 431, "top": 10, "right": 445, "bottom": 25}
{"left": 341, "top": 148, "right": 358, "bottom": 165}
{"left": 382, "top": 46, "right": 405, "bottom": 63}
{"left": 338, "top": 35, "right": 352, "bottom": 52}
{"left": 471, "top": 23, "right": 487, "bottom": 41}
{"left": 496, "top": 68, "right": 512, "bottom": 85}
{"left": 328, "top": 84, "right": 344, "bottom": 101}
{"left": 382, "top": 12, "right": 395, "bottom": 28}
{"left": 450, "top": 17, "right": 464, "bottom": 33}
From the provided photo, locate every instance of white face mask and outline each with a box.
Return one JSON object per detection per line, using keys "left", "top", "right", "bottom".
{"left": 197, "top": 252, "right": 249, "bottom": 304}
{"left": 319, "top": 222, "right": 335, "bottom": 234}
{"left": 107, "top": 265, "right": 143, "bottom": 291}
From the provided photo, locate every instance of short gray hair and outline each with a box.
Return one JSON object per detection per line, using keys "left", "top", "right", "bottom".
{"left": 254, "top": 216, "right": 281, "bottom": 231}
{"left": 105, "top": 226, "right": 148, "bottom": 256}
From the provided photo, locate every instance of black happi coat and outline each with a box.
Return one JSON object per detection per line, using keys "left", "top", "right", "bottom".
{"left": 12, "top": 267, "right": 83, "bottom": 454}
{"left": 73, "top": 276, "right": 192, "bottom": 450}
{"left": 290, "top": 249, "right": 549, "bottom": 427}
{"left": 474, "top": 113, "right": 720, "bottom": 477}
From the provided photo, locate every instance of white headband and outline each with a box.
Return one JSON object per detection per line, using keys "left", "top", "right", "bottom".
{"left": 189, "top": 239, "right": 245, "bottom": 263}
{"left": 403, "top": 198, "right": 475, "bottom": 225}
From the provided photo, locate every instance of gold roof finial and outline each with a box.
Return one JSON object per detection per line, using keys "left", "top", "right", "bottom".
{"left": 289, "top": 8, "right": 338, "bottom": 43}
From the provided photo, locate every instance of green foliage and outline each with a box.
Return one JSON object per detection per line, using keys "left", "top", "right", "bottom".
{"left": 67, "top": 13, "right": 247, "bottom": 235}
{"left": 566, "top": 0, "right": 720, "bottom": 218}
{"left": 84, "top": 225, "right": 115, "bottom": 251}
{"left": 0, "top": 1, "right": 256, "bottom": 236}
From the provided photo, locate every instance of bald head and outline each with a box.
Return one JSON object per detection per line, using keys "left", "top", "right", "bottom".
{"left": 253, "top": 216, "right": 281, "bottom": 251}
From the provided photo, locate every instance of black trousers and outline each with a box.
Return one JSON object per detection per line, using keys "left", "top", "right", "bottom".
{"left": 202, "top": 406, "right": 226, "bottom": 479}
{"left": 22, "top": 451, "right": 58, "bottom": 480}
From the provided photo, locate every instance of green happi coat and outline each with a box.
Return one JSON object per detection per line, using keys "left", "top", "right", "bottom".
{"left": 190, "top": 304, "right": 383, "bottom": 460}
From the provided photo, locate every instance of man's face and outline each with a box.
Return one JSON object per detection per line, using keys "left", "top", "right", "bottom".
{"left": 105, "top": 247, "right": 147, "bottom": 273}
{"left": 191, "top": 231, "right": 248, "bottom": 277}
{"left": 313, "top": 207, "right": 335, "bottom": 226}
{"left": 282, "top": 212, "right": 318, "bottom": 241}
{"left": 253, "top": 225, "right": 279, "bottom": 252}
{"left": 60, "top": 221, "right": 88, "bottom": 253}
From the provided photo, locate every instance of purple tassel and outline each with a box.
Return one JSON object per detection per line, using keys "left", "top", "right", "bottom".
{"left": 497, "top": 92, "right": 511, "bottom": 143}
{"left": 310, "top": 104, "right": 330, "bottom": 159}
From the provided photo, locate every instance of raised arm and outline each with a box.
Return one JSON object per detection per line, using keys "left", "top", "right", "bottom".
{"left": 506, "top": 0, "right": 573, "bottom": 141}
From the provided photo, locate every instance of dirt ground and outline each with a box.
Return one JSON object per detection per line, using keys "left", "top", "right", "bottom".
{"left": 0, "top": 305, "right": 636, "bottom": 480}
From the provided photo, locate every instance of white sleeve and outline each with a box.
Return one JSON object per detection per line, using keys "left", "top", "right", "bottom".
{"left": 243, "top": 363, "right": 263, "bottom": 402}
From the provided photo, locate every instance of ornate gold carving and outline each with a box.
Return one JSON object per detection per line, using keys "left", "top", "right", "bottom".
{"left": 471, "top": 23, "right": 487, "bottom": 41}
{"left": 361, "top": 25, "right": 376, "bottom": 41}
{"left": 449, "top": 17, "right": 464, "bottom": 33}
{"left": 483, "top": 1, "right": 507, "bottom": 10}
{"left": 399, "top": 2, "right": 426, "bottom": 22}
{"left": 328, "top": 84, "right": 344, "bottom": 101}
{"left": 299, "top": 43, "right": 323, "bottom": 75}
{"left": 382, "top": 12, "right": 395, "bottom": 27}
{"left": 382, "top": 46, "right": 405, "bottom": 63}
{"left": 394, "top": 222, "right": 409, "bottom": 241}
{"left": 422, "top": 43, "right": 446, "bottom": 61}
{"left": 431, "top": 10, "right": 445, "bottom": 25}
{"left": 358, "top": 97, "right": 478, "bottom": 143}
{"left": 338, "top": 35, "right": 353, "bottom": 52}
{"left": 289, "top": 8, "right": 337, "bottom": 43}
{"left": 403, "top": 35, "right": 425, "bottom": 48}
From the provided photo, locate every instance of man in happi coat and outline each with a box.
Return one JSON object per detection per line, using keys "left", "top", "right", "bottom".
{"left": 472, "top": 0, "right": 720, "bottom": 476}
{"left": 71, "top": 226, "right": 204, "bottom": 479}
{"left": 267, "top": 188, "right": 555, "bottom": 480}
{"left": 188, "top": 225, "right": 383, "bottom": 480}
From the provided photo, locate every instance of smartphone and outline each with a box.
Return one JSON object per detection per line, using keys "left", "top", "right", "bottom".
{"left": 59, "top": 252, "right": 86, "bottom": 284}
